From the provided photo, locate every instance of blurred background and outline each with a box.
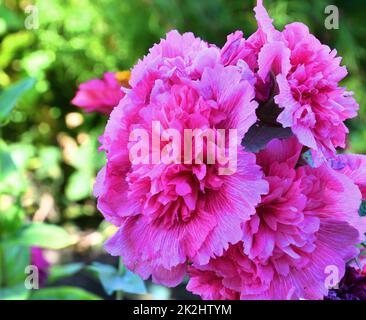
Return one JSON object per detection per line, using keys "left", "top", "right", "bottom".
{"left": 0, "top": 0, "right": 365, "bottom": 300}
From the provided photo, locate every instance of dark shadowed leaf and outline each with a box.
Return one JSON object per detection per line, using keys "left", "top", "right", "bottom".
{"left": 241, "top": 123, "right": 292, "bottom": 153}
{"left": 359, "top": 201, "right": 366, "bottom": 217}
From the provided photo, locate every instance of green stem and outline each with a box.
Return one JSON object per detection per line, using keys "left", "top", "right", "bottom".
{"left": 116, "top": 256, "right": 124, "bottom": 300}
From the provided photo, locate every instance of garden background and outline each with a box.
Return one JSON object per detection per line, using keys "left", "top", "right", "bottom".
{"left": 0, "top": 0, "right": 365, "bottom": 300}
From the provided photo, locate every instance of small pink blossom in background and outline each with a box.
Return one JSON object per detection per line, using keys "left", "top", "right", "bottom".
{"left": 31, "top": 247, "right": 50, "bottom": 287}
{"left": 94, "top": 30, "right": 268, "bottom": 286}
{"left": 187, "top": 137, "right": 365, "bottom": 300}
{"left": 72, "top": 71, "right": 130, "bottom": 115}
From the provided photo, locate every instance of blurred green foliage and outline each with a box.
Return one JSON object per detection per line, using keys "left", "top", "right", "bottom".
{"left": 0, "top": 0, "right": 365, "bottom": 299}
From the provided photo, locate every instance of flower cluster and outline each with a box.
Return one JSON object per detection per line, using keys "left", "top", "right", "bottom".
{"left": 74, "top": 0, "right": 366, "bottom": 300}
{"left": 187, "top": 137, "right": 365, "bottom": 299}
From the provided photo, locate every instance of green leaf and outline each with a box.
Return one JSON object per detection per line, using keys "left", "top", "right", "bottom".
{"left": 36, "top": 146, "right": 61, "bottom": 180}
{"left": 0, "top": 141, "right": 27, "bottom": 195}
{"left": 150, "top": 284, "right": 171, "bottom": 300}
{"left": 0, "top": 198, "right": 25, "bottom": 236}
{"left": 8, "top": 223, "right": 75, "bottom": 249}
{"left": 65, "top": 170, "right": 93, "bottom": 201}
{"left": 0, "top": 78, "right": 36, "bottom": 121}
{"left": 241, "top": 123, "right": 293, "bottom": 153}
{"left": 0, "top": 283, "right": 30, "bottom": 300}
{"left": 0, "top": 245, "right": 31, "bottom": 287}
{"left": 87, "top": 262, "right": 147, "bottom": 296}
{"left": 0, "top": 6, "right": 23, "bottom": 34}
{"left": 359, "top": 201, "right": 366, "bottom": 217}
{"left": 0, "top": 140, "right": 17, "bottom": 180}
{"left": 48, "top": 263, "right": 84, "bottom": 283}
{"left": 302, "top": 150, "right": 316, "bottom": 168}
{"left": 118, "top": 270, "right": 148, "bottom": 295}
{"left": 29, "top": 286, "right": 101, "bottom": 300}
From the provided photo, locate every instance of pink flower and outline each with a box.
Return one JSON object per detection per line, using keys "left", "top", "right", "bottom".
{"left": 221, "top": 0, "right": 359, "bottom": 165}
{"left": 94, "top": 30, "right": 268, "bottom": 286}
{"left": 187, "top": 137, "right": 365, "bottom": 300}
{"left": 329, "top": 154, "right": 366, "bottom": 200}
{"left": 72, "top": 71, "right": 130, "bottom": 115}
{"left": 258, "top": 0, "right": 359, "bottom": 164}
{"left": 31, "top": 247, "right": 49, "bottom": 287}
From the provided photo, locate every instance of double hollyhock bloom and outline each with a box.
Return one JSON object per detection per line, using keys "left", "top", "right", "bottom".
{"left": 94, "top": 31, "right": 268, "bottom": 286}
{"left": 221, "top": 0, "right": 359, "bottom": 166}
{"left": 72, "top": 71, "right": 130, "bottom": 115}
{"left": 329, "top": 154, "right": 366, "bottom": 200}
{"left": 88, "top": 0, "right": 365, "bottom": 299}
{"left": 187, "top": 138, "right": 365, "bottom": 299}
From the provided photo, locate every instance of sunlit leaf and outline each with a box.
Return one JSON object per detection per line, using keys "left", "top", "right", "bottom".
{"left": 0, "top": 78, "right": 35, "bottom": 121}
{"left": 0, "top": 141, "right": 17, "bottom": 181}
{"left": 0, "top": 6, "right": 23, "bottom": 33}
{"left": 36, "top": 146, "right": 61, "bottom": 180}
{"left": 9, "top": 223, "right": 75, "bottom": 249}
{"left": 0, "top": 141, "right": 27, "bottom": 195}
{"left": 65, "top": 171, "right": 93, "bottom": 201}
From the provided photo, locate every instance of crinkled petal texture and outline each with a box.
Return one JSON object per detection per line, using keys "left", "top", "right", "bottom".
{"left": 94, "top": 30, "right": 268, "bottom": 287}
{"left": 329, "top": 154, "right": 366, "bottom": 200}
{"left": 275, "top": 22, "right": 358, "bottom": 165}
{"left": 72, "top": 72, "right": 125, "bottom": 115}
{"left": 221, "top": 0, "right": 359, "bottom": 166}
{"left": 187, "top": 137, "right": 364, "bottom": 300}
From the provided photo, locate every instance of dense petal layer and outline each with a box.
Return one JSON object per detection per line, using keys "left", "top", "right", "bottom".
{"left": 95, "top": 30, "right": 267, "bottom": 286}
{"left": 188, "top": 137, "right": 364, "bottom": 299}
{"left": 330, "top": 154, "right": 366, "bottom": 200}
